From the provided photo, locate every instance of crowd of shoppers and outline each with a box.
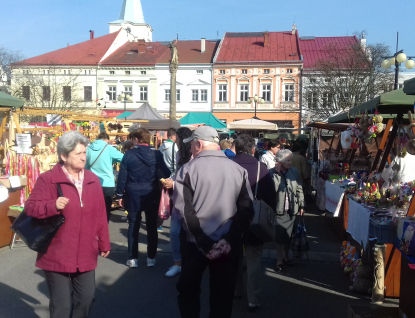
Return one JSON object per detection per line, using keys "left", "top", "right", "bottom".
{"left": 24, "top": 125, "right": 309, "bottom": 318}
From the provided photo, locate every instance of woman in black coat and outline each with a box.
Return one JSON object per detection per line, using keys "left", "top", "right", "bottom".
{"left": 233, "top": 134, "right": 276, "bottom": 312}
{"left": 116, "top": 128, "right": 170, "bottom": 268}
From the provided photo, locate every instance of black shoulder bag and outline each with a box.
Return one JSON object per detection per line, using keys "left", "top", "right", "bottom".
{"left": 10, "top": 184, "right": 66, "bottom": 254}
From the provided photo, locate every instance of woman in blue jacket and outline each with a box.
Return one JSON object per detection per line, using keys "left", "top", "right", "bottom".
{"left": 86, "top": 132, "right": 124, "bottom": 222}
{"left": 116, "top": 128, "right": 170, "bottom": 268}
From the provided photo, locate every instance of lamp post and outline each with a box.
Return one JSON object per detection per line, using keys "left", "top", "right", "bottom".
{"left": 381, "top": 33, "right": 414, "bottom": 90}
{"left": 117, "top": 92, "right": 133, "bottom": 111}
{"left": 247, "top": 94, "right": 265, "bottom": 119}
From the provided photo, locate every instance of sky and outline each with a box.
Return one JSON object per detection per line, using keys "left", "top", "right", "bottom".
{"left": 1, "top": 0, "right": 415, "bottom": 72}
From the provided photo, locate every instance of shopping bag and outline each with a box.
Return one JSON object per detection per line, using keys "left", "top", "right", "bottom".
{"left": 250, "top": 199, "right": 275, "bottom": 242}
{"left": 291, "top": 216, "right": 309, "bottom": 259}
{"left": 158, "top": 188, "right": 171, "bottom": 220}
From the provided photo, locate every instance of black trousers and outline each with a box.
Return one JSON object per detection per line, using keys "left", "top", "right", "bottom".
{"left": 177, "top": 238, "right": 240, "bottom": 318}
{"left": 43, "top": 269, "right": 95, "bottom": 318}
{"left": 102, "top": 187, "right": 115, "bottom": 222}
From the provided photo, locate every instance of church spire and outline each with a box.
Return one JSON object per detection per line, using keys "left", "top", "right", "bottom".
{"left": 109, "top": 0, "right": 152, "bottom": 41}
{"left": 119, "top": 0, "right": 145, "bottom": 24}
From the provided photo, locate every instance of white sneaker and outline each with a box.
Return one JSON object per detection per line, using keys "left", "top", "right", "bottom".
{"left": 165, "top": 265, "right": 181, "bottom": 277}
{"left": 147, "top": 257, "right": 156, "bottom": 267}
{"left": 126, "top": 259, "right": 138, "bottom": 268}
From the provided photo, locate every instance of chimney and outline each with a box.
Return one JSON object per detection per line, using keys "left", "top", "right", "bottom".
{"left": 138, "top": 39, "right": 146, "bottom": 53}
{"left": 292, "top": 23, "right": 297, "bottom": 35}
{"left": 89, "top": 30, "right": 94, "bottom": 40}
{"left": 201, "top": 38, "right": 206, "bottom": 53}
{"left": 263, "top": 32, "right": 269, "bottom": 48}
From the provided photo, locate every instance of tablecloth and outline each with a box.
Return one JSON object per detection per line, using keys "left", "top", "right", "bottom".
{"left": 325, "top": 181, "right": 346, "bottom": 217}
{"left": 347, "top": 199, "right": 371, "bottom": 245}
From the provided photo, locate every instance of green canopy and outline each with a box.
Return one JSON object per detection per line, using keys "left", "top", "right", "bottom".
{"left": 179, "top": 112, "right": 226, "bottom": 129}
{"left": 329, "top": 88, "right": 415, "bottom": 123}
{"left": 116, "top": 111, "right": 133, "bottom": 119}
{"left": 0, "top": 91, "right": 24, "bottom": 108}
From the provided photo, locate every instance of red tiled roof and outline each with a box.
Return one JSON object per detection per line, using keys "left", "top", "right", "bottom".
{"left": 101, "top": 41, "right": 169, "bottom": 65}
{"left": 215, "top": 31, "right": 301, "bottom": 63}
{"left": 156, "top": 40, "right": 219, "bottom": 64}
{"left": 13, "top": 31, "right": 121, "bottom": 66}
{"left": 299, "top": 36, "right": 359, "bottom": 69}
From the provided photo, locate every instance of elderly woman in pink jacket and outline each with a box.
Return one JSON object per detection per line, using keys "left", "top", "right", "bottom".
{"left": 25, "top": 131, "right": 110, "bottom": 318}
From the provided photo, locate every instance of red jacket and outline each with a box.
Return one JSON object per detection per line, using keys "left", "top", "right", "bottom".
{"left": 25, "top": 164, "right": 111, "bottom": 273}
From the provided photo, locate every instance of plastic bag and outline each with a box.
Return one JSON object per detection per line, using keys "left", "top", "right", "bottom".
{"left": 291, "top": 216, "right": 310, "bottom": 259}
{"left": 158, "top": 188, "right": 171, "bottom": 220}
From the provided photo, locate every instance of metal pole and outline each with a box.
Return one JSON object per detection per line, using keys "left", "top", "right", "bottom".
{"left": 124, "top": 95, "right": 126, "bottom": 112}
{"left": 394, "top": 32, "right": 399, "bottom": 90}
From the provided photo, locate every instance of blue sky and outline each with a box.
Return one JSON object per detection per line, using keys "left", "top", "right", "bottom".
{"left": 2, "top": 0, "right": 415, "bottom": 72}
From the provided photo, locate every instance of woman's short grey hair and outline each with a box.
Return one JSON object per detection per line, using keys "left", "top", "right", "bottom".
{"left": 275, "top": 149, "right": 293, "bottom": 163}
{"left": 57, "top": 131, "right": 89, "bottom": 163}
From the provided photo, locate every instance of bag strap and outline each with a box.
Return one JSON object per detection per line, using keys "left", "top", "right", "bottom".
{"left": 57, "top": 183, "right": 63, "bottom": 197}
{"left": 254, "top": 161, "right": 260, "bottom": 199}
{"left": 171, "top": 143, "right": 175, "bottom": 174}
{"left": 89, "top": 144, "right": 108, "bottom": 169}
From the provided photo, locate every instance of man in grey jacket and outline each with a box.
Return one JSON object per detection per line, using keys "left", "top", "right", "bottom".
{"left": 173, "top": 126, "right": 254, "bottom": 318}
{"left": 159, "top": 128, "right": 178, "bottom": 175}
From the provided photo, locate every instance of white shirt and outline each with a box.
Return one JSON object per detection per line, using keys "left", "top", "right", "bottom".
{"left": 260, "top": 150, "right": 276, "bottom": 170}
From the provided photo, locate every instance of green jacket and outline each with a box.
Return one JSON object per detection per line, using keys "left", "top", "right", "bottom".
{"left": 272, "top": 167, "right": 304, "bottom": 216}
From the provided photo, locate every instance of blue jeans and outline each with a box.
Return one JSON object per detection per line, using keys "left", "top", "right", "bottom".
{"left": 170, "top": 209, "right": 182, "bottom": 262}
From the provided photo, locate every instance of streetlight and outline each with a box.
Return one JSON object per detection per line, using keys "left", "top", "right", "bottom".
{"left": 381, "top": 33, "right": 414, "bottom": 90}
{"left": 117, "top": 92, "right": 133, "bottom": 111}
{"left": 247, "top": 94, "right": 265, "bottom": 119}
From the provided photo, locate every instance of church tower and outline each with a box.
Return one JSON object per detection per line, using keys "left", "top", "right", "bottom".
{"left": 109, "top": 0, "right": 153, "bottom": 42}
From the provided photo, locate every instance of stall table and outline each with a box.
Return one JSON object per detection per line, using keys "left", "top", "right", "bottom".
{"left": 0, "top": 188, "right": 22, "bottom": 248}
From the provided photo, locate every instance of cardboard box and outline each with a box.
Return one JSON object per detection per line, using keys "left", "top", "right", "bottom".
{"left": 348, "top": 305, "right": 399, "bottom": 318}
{"left": 0, "top": 176, "right": 28, "bottom": 188}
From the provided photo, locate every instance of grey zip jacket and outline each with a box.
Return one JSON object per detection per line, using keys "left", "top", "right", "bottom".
{"left": 173, "top": 150, "right": 254, "bottom": 255}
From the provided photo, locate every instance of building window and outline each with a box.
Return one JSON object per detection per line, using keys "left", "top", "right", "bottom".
{"left": 192, "top": 89, "right": 199, "bottom": 101}
{"left": 108, "top": 86, "right": 116, "bottom": 101}
{"left": 109, "top": 71, "right": 115, "bottom": 75}
{"left": 219, "top": 70, "right": 225, "bottom": 75}
{"left": 141, "top": 71, "right": 146, "bottom": 75}
{"left": 43, "top": 86, "right": 50, "bottom": 101}
{"left": 241, "top": 69, "right": 247, "bottom": 74}
{"left": 196, "top": 70, "right": 203, "bottom": 75}
{"left": 262, "top": 84, "right": 271, "bottom": 102}
{"left": 164, "top": 89, "right": 180, "bottom": 102}
{"left": 22, "top": 86, "right": 30, "bottom": 100}
{"left": 284, "top": 84, "right": 294, "bottom": 102}
{"left": 218, "top": 84, "right": 227, "bottom": 102}
{"left": 239, "top": 84, "right": 249, "bottom": 101}
{"left": 63, "top": 86, "right": 71, "bottom": 102}
{"left": 124, "top": 86, "right": 132, "bottom": 95}
{"left": 125, "top": 71, "right": 131, "bottom": 75}
{"left": 140, "top": 86, "right": 148, "bottom": 101}
{"left": 307, "top": 92, "right": 317, "bottom": 108}
{"left": 201, "top": 89, "right": 207, "bottom": 102}
{"left": 322, "top": 92, "right": 333, "bottom": 108}
{"left": 84, "top": 86, "right": 92, "bottom": 101}
{"left": 264, "top": 69, "right": 270, "bottom": 74}
{"left": 286, "top": 69, "right": 293, "bottom": 74}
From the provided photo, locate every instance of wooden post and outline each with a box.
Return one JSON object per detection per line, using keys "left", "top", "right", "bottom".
{"left": 371, "top": 119, "right": 393, "bottom": 171}
{"left": 12, "top": 112, "right": 22, "bottom": 134}
{"left": 0, "top": 115, "right": 8, "bottom": 141}
{"left": 378, "top": 121, "right": 399, "bottom": 173}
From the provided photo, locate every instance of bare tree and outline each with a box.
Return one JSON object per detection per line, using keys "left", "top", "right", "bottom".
{"left": 302, "top": 34, "right": 393, "bottom": 123}
{"left": 10, "top": 67, "right": 86, "bottom": 112}
{"left": 0, "top": 46, "right": 24, "bottom": 93}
